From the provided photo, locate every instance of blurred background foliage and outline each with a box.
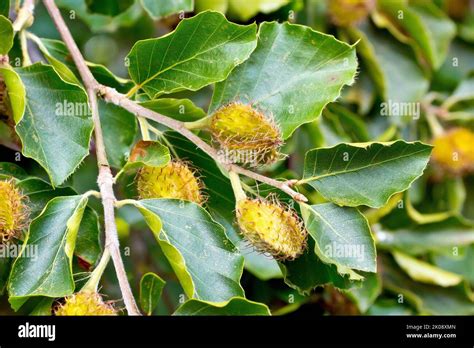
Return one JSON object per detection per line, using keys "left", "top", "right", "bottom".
{"left": 1, "top": 0, "right": 474, "bottom": 315}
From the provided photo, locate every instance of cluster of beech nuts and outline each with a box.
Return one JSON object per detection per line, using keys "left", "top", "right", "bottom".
{"left": 135, "top": 102, "right": 308, "bottom": 261}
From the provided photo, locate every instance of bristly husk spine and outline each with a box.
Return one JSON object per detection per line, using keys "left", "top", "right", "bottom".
{"left": 54, "top": 291, "right": 117, "bottom": 316}
{"left": 236, "top": 196, "right": 308, "bottom": 261}
{"left": 210, "top": 102, "right": 284, "bottom": 167}
{"left": 0, "top": 179, "right": 28, "bottom": 244}
{"left": 136, "top": 160, "right": 205, "bottom": 204}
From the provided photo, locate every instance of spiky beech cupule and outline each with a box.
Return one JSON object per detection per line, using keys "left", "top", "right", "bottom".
{"left": 236, "top": 198, "right": 307, "bottom": 260}
{"left": 432, "top": 128, "right": 474, "bottom": 175}
{"left": 55, "top": 292, "right": 117, "bottom": 316}
{"left": 210, "top": 102, "right": 283, "bottom": 166}
{"left": 137, "top": 161, "right": 204, "bottom": 204}
{"left": 0, "top": 180, "right": 28, "bottom": 243}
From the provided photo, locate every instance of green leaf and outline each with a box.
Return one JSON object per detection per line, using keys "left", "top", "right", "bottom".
{"left": 211, "top": 22, "right": 357, "bottom": 139}
{"left": 16, "top": 177, "right": 75, "bottom": 218}
{"left": 323, "top": 104, "right": 370, "bottom": 142}
{"left": 0, "top": 65, "right": 26, "bottom": 124}
{"left": 127, "top": 198, "right": 245, "bottom": 302}
{"left": 141, "top": 0, "right": 193, "bottom": 19}
{"left": 140, "top": 98, "right": 206, "bottom": 122}
{"left": 165, "top": 132, "right": 282, "bottom": 280}
{"left": 459, "top": 13, "right": 474, "bottom": 43}
{"left": 432, "top": 39, "right": 474, "bottom": 91}
{"left": 75, "top": 207, "right": 101, "bottom": 266}
{"left": 99, "top": 100, "right": 138, "bottom": 169}
{"left": 228, "top": 0, "right": 290, "bottom": 21}
{"left": 0, "top": 15, "right": 13, "bottom": 55}
{"left": 36, "top": 37, "right": 134, "bottom": 93}
{"left": 376, "top": 216, "right": 474, "bottom": 255}
{"left": 29, "top": 297, "right": 55, "bottom": 316}
{"left": 123, "top": 140, "right": 170, "bottom": 172}
{"left": 366, "top": 298, "right": 413, "bottom": 315}
{"left": 381, "top": 254, "right": 474, "bottom": 315}
{"left": 127, "top": 11, "right": 257, "bottom": 98}
{"left": 345, "top": 272, "right": 382, "bottom": 313}
{"left": 301, "top": 203, "right": 376, "bottom": 276}
{"left": 280, "top": 238, "right": 357, "bottom": 294}
{"left": 432, "top": 246, "right": 474, "bottom": 286}
{"left": 195, "top": 0, "right": 228, "bottom": 13}
{"left": 346, "top": 22, "right": 429, "bottom": 110}
{"left": 174, "top": 297, "right": 270, "bottom": 315}
{"left": 443, "top": 76, "right": 474, "bottom": 109}
{"left": 8, "top": 195, "right": 88, "bottom": 310}
{"left": 302, "top": 140, "right": 432, "bottom": 208}
{"left": 0, "top": 162, "right": 28, "bottom": 180}
{"left": 0, "top": 0, "right": 9, "bottom": 17}
{"left": 56, "top": 0, "right": 143, "bottom": 33}
{"left": 14, "top": 63, "right": 94, "bottom": 187}
{"left": 139, "top": 272, "right": 166, "bottom": 315}
{"left": 392, "top": 251, "right": 463, "bottom": 287}
{"left": 373, "top": 0, "right": 456, "bottom": 70}
{"left": 0, "top": 257, "right": 12, "bottom": 296}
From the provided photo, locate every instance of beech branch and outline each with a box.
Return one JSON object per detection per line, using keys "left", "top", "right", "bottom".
{"left": 99, "top": 86, "right": 308, "bottom": 202}
{"left": 42, "top": 0, "right": 306, "bottom": 204}
{"left": 42, "top": 0, "right": 307, "bottom": 314}
{"left": 43, "top": 0, "right": 140, "bottom": 315}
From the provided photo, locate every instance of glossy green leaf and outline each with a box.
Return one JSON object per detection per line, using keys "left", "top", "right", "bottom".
{"left": 14, "top": 63, "right": 94, "bottom": 187}
{"left": 432, "top": 39, "right": 474, "bottom": 91}
{"left": 381, "top": 255, "right": 474, "bottom": 315}
{"left": 56, "top": 0, "right": 143, "bottom": 33}
{"left": 0, "top": 0, "right": 9, "bottom": 17}
{"left": 174, "top": 297, "right": 270, "bottom": 315}
{"left": 443, "top": 76, "right": 474, "bottom": 109}
{"left": 374, "top": 0, "right": 456, "bottom": 70}
{"left": 393, "top": 251, "right": 463, "bottom": 287}
{"left": 13, "top": 177, "right": 101, "bottom": 265}
{"left": 122, "top": 140, "right": 170, "bottom": 172}
{"left": 16, "top": 177, "right": 75, "bottom": 218}
{"left": 140, "top": 98, "right": 206, "bottom": 122}
{"left": 139, "top": 272, "right": 166, "bottom": 315}
{"left": 0, "top": 15, "right": 13, "bottom": 55}
{"left": 211, "top": 22, "right": 357, "bottom": 139}
{"left": 0, "top": 162, "right": 28, "bottom": 180}
{"left": 302, "top": 140, "right": 432, "bottom": 208}
{"left": 346, "top": 22, "right": 429, "bottom": 111}
{"left": 141, "top": 0, "right": 193, "bottom": 19}
{"left": 128, "top": 198, "right": 245, "bottom": 302}
{"left": 301, "top": 203, "right": 376, "bottom": 276}
{"left": 323, "top": 104, "right": 370, "bottom": 142}
{"left": 195, "top": 0, "right": 228, "bottom": 13}
{"left": 432, "top": 246, "right": 474, "bottom": 286}
{"left": 345, "top": 272, "right": 381, "bottom": 313}
{"left": 75, "top": 207, "right": 101, "bottom": 266}
{"left": 366, "top": 298, "right": 413, "bottom": 315}
{"left": 36, "top": 37, "right": 134, "bottom": 93}
{"left": 376, "top": 217, "right": 474, "bottom": 255}
{"left": 0, "top": 257, "right": 12, "bottom": 296}
{"left": 280, "top": 238, "right": 357, "bottom": 295}
{"left": 8, "top": 195, "right": 88, "bottom": 310}
{"left": 127, "top": 11, "right": 257, "bottom": 98}
{"left": 29, "top": 297, "right": 55, "bottom": 316}
{"left": 0, "top": 65, "right": 26, "bottom": 124}
{"left": 228, "top": 0, "right": 290, "bottom": 21}
{"left": 99, "top": 100, "right": 138, "bottom": 169}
